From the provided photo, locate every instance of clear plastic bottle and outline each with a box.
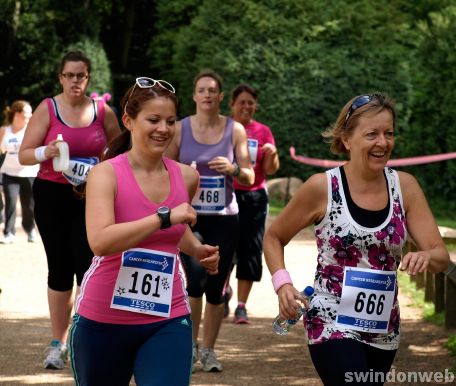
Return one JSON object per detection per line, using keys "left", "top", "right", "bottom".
{"left": 272, "top": 286, "right": 314, "bottom": 336}
{"left": 52, "top": 134, "right": 69, "bottom": 172}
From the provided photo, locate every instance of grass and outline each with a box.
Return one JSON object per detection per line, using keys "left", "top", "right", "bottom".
{"left": 398, "top": 271, "right": 456, "bottom": 372}
{"left": 397, "top": 271, "right": 444, "bottom": 325}
{"left": 268, "top": 198, "right": 286, "bottom": 217}
{"left": 436, "top": 218, "right": 456, "bottom": 229}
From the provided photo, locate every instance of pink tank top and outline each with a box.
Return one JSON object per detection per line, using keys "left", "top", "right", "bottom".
{"left": 37, "top": 97, "right": 107, "bottom": 184}
{"left": 75, "top": 154, "right": 191, "bottom": 324}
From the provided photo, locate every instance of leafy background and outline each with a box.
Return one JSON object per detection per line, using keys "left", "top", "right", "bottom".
{"left": 1, "top": 0, "right": 455, "bottom": 215}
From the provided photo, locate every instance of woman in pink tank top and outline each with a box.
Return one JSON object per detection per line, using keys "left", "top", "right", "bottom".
{"left": 19, "top": 51, "right": 121, "bottom": 371}
{"left": 70, "top": 78, "right": 219, "bottom": 386}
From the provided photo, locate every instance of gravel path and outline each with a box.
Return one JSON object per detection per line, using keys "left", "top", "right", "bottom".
{"left": 0, "top": 223, "right": 454, "bottom": 385}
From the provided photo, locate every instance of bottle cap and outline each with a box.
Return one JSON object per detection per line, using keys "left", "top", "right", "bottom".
{"left": 303, "top": 286, "right": 314, "bottom": 296}
{"left": 56, "top": 134, "right": 63, "bottom": 141}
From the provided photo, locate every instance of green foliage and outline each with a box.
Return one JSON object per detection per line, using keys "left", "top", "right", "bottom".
{"left": 446, "top": 334, "right": 456, "bottom": 356}
{"left": 268, "top": 198, "right": 285, "bottom": 217}
{"left": 151, "top": 0, "right": 418, "bottom": 181}
{"left": 397, "top": 271, "right": 443, "bottom": 325}
{"left": 409, "top": 5, "right": 456, "bottom": 215}
{"left": 1, "top": 0, "right": 456, "bottom": 216}
{"left": 445, "top": 333, "right": 456, "bottom": 372}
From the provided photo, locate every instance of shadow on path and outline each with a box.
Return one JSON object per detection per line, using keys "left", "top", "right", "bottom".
{"left": 0, "top": 315, "right": 454, "bottom": 386}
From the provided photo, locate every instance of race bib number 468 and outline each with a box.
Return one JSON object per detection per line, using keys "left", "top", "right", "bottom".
{"left": 192, "top": 175, "right": 226, "bottom": 214}
{"left": 336, "top": 267, "right": 396, "bottom": 333}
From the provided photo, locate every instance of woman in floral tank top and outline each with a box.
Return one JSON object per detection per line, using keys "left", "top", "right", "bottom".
{"left": 264, "top": 93, "right": 449, "bottom": 385}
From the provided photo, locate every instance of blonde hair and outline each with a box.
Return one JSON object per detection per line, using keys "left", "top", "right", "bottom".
{"left": 2, "top": 100, "right": 30, "bottom": 125}
{"left": 322, "top": 93, "right": 396, "bottom": 155}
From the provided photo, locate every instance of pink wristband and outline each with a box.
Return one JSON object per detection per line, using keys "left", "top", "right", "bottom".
{"left": 271, "top": 269, "right": 293, "bottom": 293}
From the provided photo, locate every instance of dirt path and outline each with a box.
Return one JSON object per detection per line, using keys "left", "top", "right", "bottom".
{"left": 0, "top": 223, "right": 454, "bottom": 385}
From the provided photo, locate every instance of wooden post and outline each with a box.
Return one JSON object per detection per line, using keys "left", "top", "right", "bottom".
{"left": 424, "top": 271, "right": 434, "bottom": 302}
{"left": 435, "top": 272, "right": 445, "bottom": 313}
{"left": 445, "top": 263, "right": 456, "bottom": 329}
{"left": 415, "top": 271, "right": 425, "bottom": 289}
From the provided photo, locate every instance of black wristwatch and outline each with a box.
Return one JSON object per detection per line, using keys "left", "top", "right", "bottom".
{"left": 157, "top": 206, "right": 171, "bottom": 229}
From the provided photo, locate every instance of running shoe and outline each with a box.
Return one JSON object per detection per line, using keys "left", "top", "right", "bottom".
{"left": 233, "top": 304, "right": 250, "bottom": 324}
{"left": 27, "top": 230, "right": 36, "bottom": 243}
{"left": 43, "top": 340, "right": 67, "bottom": 370}
{"left": 192, "top": 342, "right": 199, "bottom": 373}
{"left": 223, "top": 285, "right": 233, "bottom": 318}
{"left": 201, "top": 348, "right": 223, "bottom": 372}
{"left": 1, "top": 233, "right": 15, "bottom": 244}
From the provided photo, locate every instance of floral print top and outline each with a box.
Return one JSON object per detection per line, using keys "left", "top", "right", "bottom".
{"left": 305, "top": 167, "right": 406, "bottom": 350}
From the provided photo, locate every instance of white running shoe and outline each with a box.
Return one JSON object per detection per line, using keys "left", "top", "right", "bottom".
{"left": 201, "top": 348, "right": 223, "bottom": 372}
{"left": 192, "top": 342, "right": 199, "bottom": 373}
{"left": 27, "top": 230, "right": 36, "bottom": 243}
{"left": 43, "top": 340, "right": 68, "bottom": 370}
{"left": 1, "top": 233, "right": 15, "bottom": 244}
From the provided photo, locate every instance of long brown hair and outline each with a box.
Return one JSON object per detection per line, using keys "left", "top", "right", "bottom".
{"left": 102, "top": 82, "right": 178, "bottom": 161}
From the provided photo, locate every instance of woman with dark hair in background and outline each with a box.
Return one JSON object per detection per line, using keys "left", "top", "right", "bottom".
{"left": 19, "top": 50, "right": 121, "bottom": 369}
{"left": 70, "top": 77, "right": 219, "bottom": 385}
{"left": 225, "top": 84, "right": 280, "bottom": 324}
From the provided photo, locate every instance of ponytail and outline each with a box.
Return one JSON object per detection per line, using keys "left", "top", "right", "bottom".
{"left": 101, "top": 129, "right": 131, "bottom": 161}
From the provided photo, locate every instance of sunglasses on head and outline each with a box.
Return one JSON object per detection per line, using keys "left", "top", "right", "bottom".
{"left": 344, "top": 94, "right": 385, "bottom": 127}
{"left": 124, "top": 77, "right": 175, "bottom": 115}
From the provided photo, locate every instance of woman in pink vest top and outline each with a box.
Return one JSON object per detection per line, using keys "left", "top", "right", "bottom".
{"left": 19, "top": 51, "right": 121, "bottom": 370}
{"left": 70, "top": 78, "right": 219, "bottom": 385}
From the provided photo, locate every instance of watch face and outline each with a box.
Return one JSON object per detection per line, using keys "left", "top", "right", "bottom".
{"left": 158, "top": 206, "right": 170, "bottom": 214}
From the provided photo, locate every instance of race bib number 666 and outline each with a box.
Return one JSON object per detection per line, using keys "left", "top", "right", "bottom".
{"left": 336, "top": 267, "right": 396, "bottom": 333}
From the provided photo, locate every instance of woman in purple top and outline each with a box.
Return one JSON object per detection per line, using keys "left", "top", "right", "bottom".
{"left": 166, "top": 70, "right": 254, "bottom": 372}
{"left": 227, "top": 84, "right": 280, "bottom": 324}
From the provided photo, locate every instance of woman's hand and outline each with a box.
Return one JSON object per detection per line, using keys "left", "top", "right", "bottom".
{"left": 170, "top": 203, "right": 197, "bottom": 227}
{"left": 43, "top": 139, "right": 63, "bottom": 159}
{"left": 400, "top": 250, "right": 431, "bottom": 275}
{"left": 262, "top": 142, "right": 277, "bottom": 157}
{"left": 208, "top": 156, "right": 236, "bottom": 175}
{"left": 277, "top": 283, "right": 306, "bottom": 320}
{"left": 195, "top": 244, "right": 219, "bottom": 275}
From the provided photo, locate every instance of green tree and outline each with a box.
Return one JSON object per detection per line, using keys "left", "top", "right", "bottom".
{"left": 409, "top": 5, "right": 456, "bottom": 214}
{"left": 152, "top": 0, "right": 417, "bottom": 179}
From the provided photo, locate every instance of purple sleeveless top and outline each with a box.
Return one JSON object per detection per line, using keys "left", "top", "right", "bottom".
{"left": 179, "top": 116, "right": 238, "bottom": 215}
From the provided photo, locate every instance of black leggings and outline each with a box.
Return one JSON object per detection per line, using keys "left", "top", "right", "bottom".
{"left": 180, "top": 215, "right": 239, "bottom": 305}
{"left": 33, "top": 178, "right": 93, "bottom": 291}
{"left": 308, "top": 339, "right": 397, "bottom": 386}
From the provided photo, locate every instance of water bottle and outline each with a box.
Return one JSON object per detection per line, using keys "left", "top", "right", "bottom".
{"left": 272, "top": 286, "right": 314, "bottom": 336}
{"left": 52, "top": 134, "right": 70, "bottom": 172}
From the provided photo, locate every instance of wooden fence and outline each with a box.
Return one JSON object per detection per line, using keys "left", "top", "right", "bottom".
{"left": 407, "top": 227, "right": 456, "bottom": 329}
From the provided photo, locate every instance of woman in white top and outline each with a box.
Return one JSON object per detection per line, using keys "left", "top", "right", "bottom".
{"left": 0, "top": 100, "right": 38, "bottom": 243}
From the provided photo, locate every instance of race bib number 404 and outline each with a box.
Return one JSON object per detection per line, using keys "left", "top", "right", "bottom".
{"left": 336, "top": 267, "right": 396, "bottom": 334}
{"left": 62, "top": 156, "right": 99, "bottom": 186}
{"left": 111, "top": 248, "right": 176, "bottom": 317}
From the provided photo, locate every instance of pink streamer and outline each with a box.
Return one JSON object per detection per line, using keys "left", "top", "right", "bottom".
{"left": 289, "top": 147, "right": 456, "bottom": 168}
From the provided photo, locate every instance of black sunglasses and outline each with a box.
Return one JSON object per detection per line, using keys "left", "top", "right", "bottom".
{"left": 344, "top": 93, "right": 386, "bottom": 128}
